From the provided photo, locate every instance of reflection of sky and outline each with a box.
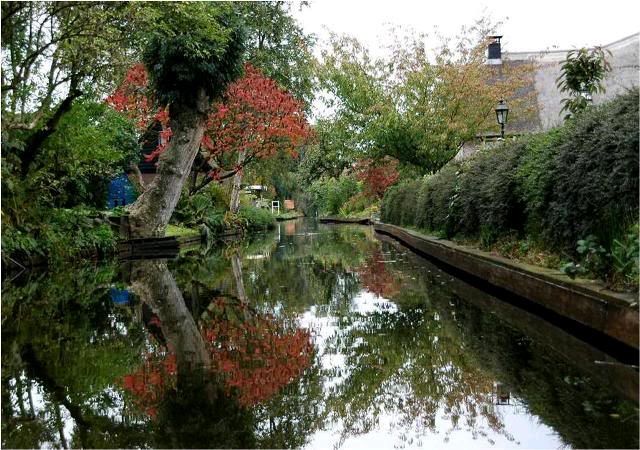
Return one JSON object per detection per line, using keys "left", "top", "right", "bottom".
{"left": 299, "top": 290, "right": 566, "bottom": 450}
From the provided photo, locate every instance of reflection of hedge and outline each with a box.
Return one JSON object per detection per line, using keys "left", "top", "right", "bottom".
{"left": 445, "top": 294, "right": 639, "bottom": 449}
{"left": 381, "top": 89, "right": 639, "bottom": 252}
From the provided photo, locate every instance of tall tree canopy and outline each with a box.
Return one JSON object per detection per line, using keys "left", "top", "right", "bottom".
{"left": 240, "top": 1, "right": 316, "bottom": 111}
{"left": 307, "top": 20, "right": 535, "bottom": 179}
{"left": 1, "top": 1, "right": 139, "bottom": 175}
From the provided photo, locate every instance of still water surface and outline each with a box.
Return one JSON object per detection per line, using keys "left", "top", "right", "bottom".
{"left": 2, "top": 219, "right": 638, "bottom": 449}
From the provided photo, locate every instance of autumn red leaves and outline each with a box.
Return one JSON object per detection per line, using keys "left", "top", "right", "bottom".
{"left": 121, "top": 296, "right": 314, "bottom": 416}
{"left": 107, "top": 63, "right": 311, "bottom": 182}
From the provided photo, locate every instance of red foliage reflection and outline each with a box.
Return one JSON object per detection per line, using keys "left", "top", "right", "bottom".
{"left": 357, "top": 249, "right": 401, "bottom": 298}
{"left": 201, "top": 297, "right": 314, "bottom": 407}
{"left": 121, "top": 352, "right": 177, "bottom": 417}
{"left": 121, "top": 297, "right": 314, "bottom": 415}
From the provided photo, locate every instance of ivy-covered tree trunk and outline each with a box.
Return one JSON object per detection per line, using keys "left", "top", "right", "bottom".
{"left": 127, "top": 89, "right": 209, "bottom": 238}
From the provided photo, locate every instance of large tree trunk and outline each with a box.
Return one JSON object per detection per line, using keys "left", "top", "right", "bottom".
{"left": 229, "top": 150, "right": 245, "bottom": 214}
{"left": 127, "top": 89, "right": 209, "bottom": 238}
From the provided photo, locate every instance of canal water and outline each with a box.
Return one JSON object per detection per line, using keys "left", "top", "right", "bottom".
{"left": 2, "top": 219, "right": 638, "bottom": 449}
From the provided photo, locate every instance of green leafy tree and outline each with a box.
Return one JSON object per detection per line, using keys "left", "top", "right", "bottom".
{"left": 1, "top": 101, "right": 138, "bottom": 264}
{"left": 313, "top": 20, "right": 535, "bottom": 177}
{"left": 556, "top": 47, "right": 611, "bottom": 118}
{"left": 1, "top": 2, "right": 139, "bottom": 176}
{"left": 240, "top": 1, "right": 316, "bottom": 111}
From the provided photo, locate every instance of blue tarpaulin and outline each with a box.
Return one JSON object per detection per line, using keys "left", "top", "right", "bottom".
{"left": 107, "top": 174, "right": 137, "bottom": 208}
{"left": 110, "top": 288, "right": 131, "bottom": 305}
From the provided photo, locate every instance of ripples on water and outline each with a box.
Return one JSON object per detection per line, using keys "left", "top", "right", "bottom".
{"left": 2, "top": 219, "right": 638, "bottom": 449}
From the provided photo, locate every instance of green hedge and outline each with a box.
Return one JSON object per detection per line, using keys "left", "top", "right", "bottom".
{"left": 381, "top": 89, "right": 639, "bottom": 284}
{"left": 305, "top": 176, "right": 361, "bottom": 216}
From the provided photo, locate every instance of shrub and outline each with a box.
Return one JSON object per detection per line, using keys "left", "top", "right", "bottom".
{"left": 468, "top": 143, "right": 525, "bottom": 242}
{"left": 611, "top": 223, "right": 640, "bottom": 287}
{"left": 2, "top": 207, "right": 117, "bottom": 265}
{"left": 514, "top": 129, "right": 566, "bottom": 237}
{"left": 307, "top": 176, "right": 361, "bottom": 216}
{"left": 381, "top": 181, "right": 412, "bottom": 225}
{"left": 399, "top": 181, "right": 416, "bottom": 226}
{"left": 173, "top": 184, "right": 228, "bottom": 234}
{"left": 561, "top": 223, "right": 639, "bottom": 290}
{"left": 422, "top": 163, "right": 461, "bottom": 237}
{"left": 238, "top": 206, "right": 276, "bottom": 231}
{"left": 340, "top": 192, "right": 374, "bottom": 216}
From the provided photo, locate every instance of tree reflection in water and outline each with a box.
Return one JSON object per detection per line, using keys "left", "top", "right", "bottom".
{"left": 321, "top": 305, "right": 516, "bottom": 447}
{"left": 2, "top": 219, "right": 638, "bottom": 449}
{"left": 122, "top": 257, "right": 316, "bottom": 447}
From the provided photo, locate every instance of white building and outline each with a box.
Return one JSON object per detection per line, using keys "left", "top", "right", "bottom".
{"left": 455, "top": 33, "right": 639, "bottom": 160}
{"left": 506, "top": 33, "right": 639, "bottom": 130}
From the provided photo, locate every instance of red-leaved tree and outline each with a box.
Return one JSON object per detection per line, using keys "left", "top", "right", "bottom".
{"left": 107, "top": 63, "right": 311, "bottom": 216}
{"left": 354, "top": 156, "right": 400, "bottom": 198}
{"left": 198, "top": 64, "right": 311, "bottom": 212}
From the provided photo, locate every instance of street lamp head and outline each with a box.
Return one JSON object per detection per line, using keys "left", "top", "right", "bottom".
{"left": 495, "top": 99, "right": 509, "bottom": 125}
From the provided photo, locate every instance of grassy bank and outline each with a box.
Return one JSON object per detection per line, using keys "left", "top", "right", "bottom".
{"left": 274, "top": 211, "right": 305, "bottom": 221}
{"left": 381, "top": 90, "right": 639, "bottom": 291}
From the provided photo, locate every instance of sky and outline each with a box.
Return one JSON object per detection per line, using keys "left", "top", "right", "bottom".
{"left": 293, "top": 0, "right": 640, "bottom": 55}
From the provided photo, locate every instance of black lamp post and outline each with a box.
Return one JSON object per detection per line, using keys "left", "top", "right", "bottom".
{"left": 495, "top": 99, "right": 509, "bottom": 139}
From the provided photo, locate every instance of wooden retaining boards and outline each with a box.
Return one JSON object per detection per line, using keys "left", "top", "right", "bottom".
{"left": 119, "top": 234, "right": 202, "bottom": 259}
{"left": 118, "top": 228, "right": 246, "bottom": 260}
{"left": 119, "top": 236, "right": 182, "bottom": 259}
{"left": 319, "top": 216, "right": 372, "bottom": 225}
{"left": 374, "top": 222, "right": 639, "bottom": 350}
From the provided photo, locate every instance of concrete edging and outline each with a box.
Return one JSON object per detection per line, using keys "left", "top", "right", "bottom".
{"left": 374, "top": 222, "right": 639, "bottom": 350}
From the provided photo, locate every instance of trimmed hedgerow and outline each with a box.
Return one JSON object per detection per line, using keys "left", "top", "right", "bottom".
{"left": 381, "top": 89, "right": 639, "bottom": 287}
{"left": 542, "top": 90, "right": 639, "bottom": 249}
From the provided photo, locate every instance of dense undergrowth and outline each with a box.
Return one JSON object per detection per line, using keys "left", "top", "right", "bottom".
{"left": 381, "top": 89, "right": 639, "bottom": 290}
{"left": 2, "top": 207, "right": 117, "bottom": 267}
{"left": 172, "top": 183, "right": 275, "bottom": 239}
{"left": 1, "top": 101, "right": 138, "bottom": 268}
{"left": 303, "top": 176, "right": 380, "bottom": 219}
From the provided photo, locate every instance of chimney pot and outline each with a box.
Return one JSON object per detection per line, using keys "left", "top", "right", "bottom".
{"left": 487, "top": 35, "right": 503, "bottom": 65}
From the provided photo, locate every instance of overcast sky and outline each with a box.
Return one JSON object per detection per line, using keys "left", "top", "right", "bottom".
{"left": 294, "top": 0, "right": 640, "bottom": 55}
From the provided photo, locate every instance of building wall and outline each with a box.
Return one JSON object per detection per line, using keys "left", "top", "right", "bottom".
{"left": 506, "top": 33, "right": 639, "bottom": 130}
{"left": 454, "top": 33, "right": 638, "bottom": 161}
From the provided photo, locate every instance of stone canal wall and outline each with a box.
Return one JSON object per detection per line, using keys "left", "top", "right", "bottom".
{"left": 374, "top": 222, "right": 639, "bottom": 350}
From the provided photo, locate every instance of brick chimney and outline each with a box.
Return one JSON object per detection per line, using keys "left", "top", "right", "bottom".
{"left": 487, "top": 35, "right": 503, "bottom": 65}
